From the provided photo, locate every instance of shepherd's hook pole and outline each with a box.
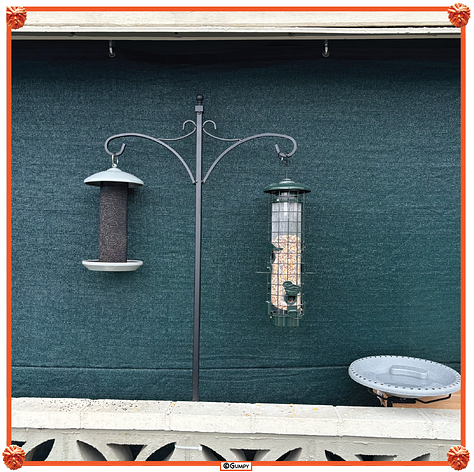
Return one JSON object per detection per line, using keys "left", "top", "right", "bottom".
{"left": 192, "top": 95, "right": 204, "bottom": 401}
{"left": 103, "top": 94, "right": 297, "bottom": 403}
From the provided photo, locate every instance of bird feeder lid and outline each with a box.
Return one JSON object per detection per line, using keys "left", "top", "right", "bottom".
{"left": 264, "top": 178, "right": 311, "bottom": 194}
{"left": 348, "top": 355, "right": 461, "bottom": 398}
{"left": 84, "top": 167, "right": 144, "bottom": 187}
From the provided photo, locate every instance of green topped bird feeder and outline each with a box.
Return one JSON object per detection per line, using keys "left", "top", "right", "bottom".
{"left": 264, "top": 178, "right": 311, "bottom": 327}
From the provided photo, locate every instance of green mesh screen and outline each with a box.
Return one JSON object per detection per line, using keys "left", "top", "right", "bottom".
{"left": 11, "top": 40, "right": 460, "bottom": 406}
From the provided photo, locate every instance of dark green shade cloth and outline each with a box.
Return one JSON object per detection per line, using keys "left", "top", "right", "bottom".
{"left": 11, "top": 40, "right": 460, "bottom": 406}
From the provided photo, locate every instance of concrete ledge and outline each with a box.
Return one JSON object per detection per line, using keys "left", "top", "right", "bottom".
{"left": 12, "top": 397, "right": 460, "bottom": 441}
{"left": 15, "top": 11, "right": 455, "bottom": 30}
{"left": 12, "top": 11, "right": 460, "bottom": 40}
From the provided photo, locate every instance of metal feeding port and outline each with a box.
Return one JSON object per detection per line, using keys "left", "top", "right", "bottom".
{"left": 349, "top": 355, "right": 461, "bottom": 407}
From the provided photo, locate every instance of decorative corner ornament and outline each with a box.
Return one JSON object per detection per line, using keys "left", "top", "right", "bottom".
{"left": 448, "top": 3, "right": 471, "bottom": 27}
{"left": 6, "top": 6, "right": 27, "bottom": 29}
{"left": 448, "top": 446, "right": 470, "bottom": 470}
{"left": 2, "top": 446, "right": 25, "bottom": 470}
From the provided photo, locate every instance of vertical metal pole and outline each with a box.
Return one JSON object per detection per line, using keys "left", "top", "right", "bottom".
{"left": 192, "top": 94, "right": 204, "bottom": 401}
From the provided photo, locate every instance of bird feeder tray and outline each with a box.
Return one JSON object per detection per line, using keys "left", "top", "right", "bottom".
{"left": 82, "top": 259, "right": 143, "bottom": 272}
{"left": 349, "top": 355, "right": 461, "bottom": 400}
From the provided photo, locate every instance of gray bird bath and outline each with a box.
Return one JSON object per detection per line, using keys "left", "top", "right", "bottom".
{"left": 349, "top": 355, "right": 461, "bottom": 406}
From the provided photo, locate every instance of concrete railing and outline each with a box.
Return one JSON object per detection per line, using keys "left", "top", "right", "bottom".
{"left": 12, "top": 398, "right": 460, "bottom": 462}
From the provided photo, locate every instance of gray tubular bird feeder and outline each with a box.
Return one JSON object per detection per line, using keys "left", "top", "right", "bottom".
{"left": 264, "top": 178, "right": 311, "bottom": 327}
{"left": 82, "top": 162, "right": 144, "bottom": 272}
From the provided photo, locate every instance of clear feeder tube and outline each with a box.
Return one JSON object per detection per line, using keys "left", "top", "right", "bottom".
{"left": 270, "top": 191, "right": 303, "bottom": 314}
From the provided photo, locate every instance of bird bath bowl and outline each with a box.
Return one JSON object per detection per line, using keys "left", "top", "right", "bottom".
{"left": 349, "top": 356, "right": 460, "bottom": 404}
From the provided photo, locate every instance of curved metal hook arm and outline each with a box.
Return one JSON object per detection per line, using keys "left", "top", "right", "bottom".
{"left": 202, "top": 120, "right": 241, "bottom": 143}
{"left": 202, "top": 133, "right": 297, "bottom": 184}
{"left": 160, "top": 120, "right": 196, "bottom": 141}
{"left": 104, "top": 132, "right": 196, "bottom": 184}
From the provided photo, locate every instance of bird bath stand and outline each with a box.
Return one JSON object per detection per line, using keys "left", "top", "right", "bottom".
{"left": 349, "top": 356, "right": 461, "bottom": 408}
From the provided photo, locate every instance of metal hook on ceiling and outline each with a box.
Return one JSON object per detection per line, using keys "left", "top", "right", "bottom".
{"left": 322, "top": 39, "right": 330, "bottom": 58}
{"left": 108, "top": 40, "right": 116, "bottom": 58}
